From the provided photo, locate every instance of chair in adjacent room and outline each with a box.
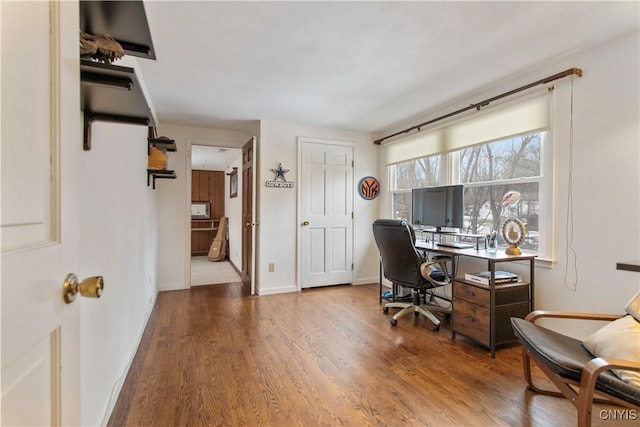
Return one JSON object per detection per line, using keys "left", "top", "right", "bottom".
{"left": 372, "top": 219, "right": 451, "bottom": 331}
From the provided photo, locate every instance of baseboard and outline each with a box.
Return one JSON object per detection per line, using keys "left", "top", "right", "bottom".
{"left": 257, "top": 285, "right": 297, "bottom": 295}
{"left": 354, "top": 276, "right": 379, "bottom": 285}
{"left": 100, "top": 289, "right": 158, "bottom": 425}
{"left": 228, "top": 259, "right": 241, "bottom": 275}
{"left": 158, "top": 281, "right": 187, "bottom": 291}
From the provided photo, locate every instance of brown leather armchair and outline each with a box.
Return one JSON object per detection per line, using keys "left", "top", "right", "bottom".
{"left": 511, "top": 311, "right": 640, "bottom": 427}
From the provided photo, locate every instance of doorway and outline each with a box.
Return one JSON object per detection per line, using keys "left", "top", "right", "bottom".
{"left": 189, "top": 145, "right": 242, "bottom": 286}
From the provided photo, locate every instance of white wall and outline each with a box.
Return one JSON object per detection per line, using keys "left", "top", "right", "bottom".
{"left": 79, "top": 122, "right": 159, "bottom": 426}
{"left": 378, "top": 31, "right": 640, "bottom": 338}
{"left": 156, "top": 120, "right": 379, "bottom": 294}
{"left": 156, "top": 121, "right": 378, "bottom": 294}
{"left": 257, "top": 120, "right": 378, "bottom": 295}
{"left": 155, "top": 123, "right": 253, "bottom": 290}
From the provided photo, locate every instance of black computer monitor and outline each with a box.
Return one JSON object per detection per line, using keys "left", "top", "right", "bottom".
{"left": 411, "top": 185, "right": 464, "bottom": 231}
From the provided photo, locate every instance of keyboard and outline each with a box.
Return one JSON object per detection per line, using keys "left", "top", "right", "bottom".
{"left": 437, "top": 242, "right": 474, "bottom": 249}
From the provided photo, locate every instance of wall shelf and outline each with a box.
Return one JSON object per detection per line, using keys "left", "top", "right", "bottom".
{"left": 147, "top": 136, "right": 177, "bottom": 189}
{"left": 147, "top": 170, "right": 176, "bottom": 189}
{"left": 80, "top": 0, "right": 156, "bottom": 60}
{"left": 80, "top": 0, "right": 176, "bottom": 189}
{"left": 81, "top": 60, "right": 156, "bottom": 150}
{"left": 148, "top": 137, "right": 177, "bottom": 153}
{"left": 79, "top": 0, "right": 156, "bottom": 150}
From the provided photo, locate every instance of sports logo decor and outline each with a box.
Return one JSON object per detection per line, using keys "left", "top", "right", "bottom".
{"left": 266, "top": 163, "right": 294, "bottom": 188}
{"left": 358, "top": 176, "right": 380, "bottom": 200}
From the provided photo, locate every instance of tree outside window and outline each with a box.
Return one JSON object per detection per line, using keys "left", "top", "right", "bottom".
{"left": 390, "top": 156, "right": 439, "bottom": 221}
{"left": 389, "top": 132, "right": 545, "bottom": 252}
{"left": 459, "top": 133, "right": 542, "bottom": 251}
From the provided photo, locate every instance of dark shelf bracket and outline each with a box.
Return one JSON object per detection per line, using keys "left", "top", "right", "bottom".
{"left": 84, "top": 113, "right": 150, "bottom": 151}
{"left": 147, "top": 136, "right": 177, "bottom": 154}
{"left": 81, "top": 72, "right": 133, "bottom": 91}
{"left": 147, "top": 169, "right": 177, "bottom": 189}
{"left": 117, "top": 41, "right": 152, "bottom": 58}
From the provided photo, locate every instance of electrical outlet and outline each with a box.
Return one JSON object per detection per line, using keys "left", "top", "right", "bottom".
{"left": 268, "top": 263, "right": 275, "bottom": 272}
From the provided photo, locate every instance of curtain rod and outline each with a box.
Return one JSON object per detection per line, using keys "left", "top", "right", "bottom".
{"left": 373, "top": 67, "right": 583, "bottom": 145}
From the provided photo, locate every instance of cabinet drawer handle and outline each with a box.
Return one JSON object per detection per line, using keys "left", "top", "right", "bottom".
{"left": 465, "top": 315, "right": 474, "bottom": 323}
{"left": 465, "top": 289, "right": 476, "bottom": 297}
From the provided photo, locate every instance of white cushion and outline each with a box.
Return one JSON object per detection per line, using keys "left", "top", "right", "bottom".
{"left": 624, "top": 290, "right": 640, "bottom": 322}
{"left": 583, "top": 315, "right": 640, "bottom": 386}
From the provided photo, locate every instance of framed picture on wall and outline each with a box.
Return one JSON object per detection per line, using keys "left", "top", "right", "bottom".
{"left": 191, "top": 201, "right": 210, "bottom": 219}
{"left": 229, "top": 168, "right": 238, "bottom": 198}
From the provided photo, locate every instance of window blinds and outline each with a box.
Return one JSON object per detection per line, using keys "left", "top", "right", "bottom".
{"left": 383, "top": 93, "right": 551, "bottom": 165}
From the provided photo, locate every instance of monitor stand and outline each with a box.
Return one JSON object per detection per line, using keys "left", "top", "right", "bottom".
{"left": 437, "top": 226, "right": 459, "bottom": 233}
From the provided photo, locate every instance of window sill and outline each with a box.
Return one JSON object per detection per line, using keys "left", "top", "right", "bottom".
{"left": 535, "top": 257, "right": 555, "bottom": 269}
{"left": 505, "top": 252, "right": 554, "bottom": 269}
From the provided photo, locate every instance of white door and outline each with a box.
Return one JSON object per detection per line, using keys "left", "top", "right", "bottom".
{"left": 298, "top": 139, "right": 354, "bottom": 288}
{"left": 1, "top": 2, "right": 83, "bottom": 425}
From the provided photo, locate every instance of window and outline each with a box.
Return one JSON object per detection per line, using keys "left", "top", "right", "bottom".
{"left": 384, "top": 93, "right": 554, "bottom": 258}
{"left": 388, "top": 131, "right": 550, "bottom": 254}
{"left": 390, "top": 155, "right": 440, "bottom": 221}
{"left": 458, "top": 132, "right": 546, "bottom": 252}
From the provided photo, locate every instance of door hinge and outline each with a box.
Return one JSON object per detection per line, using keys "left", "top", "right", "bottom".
{"left": 351, "top": 263, "right": 354, "bottom": 270}
{"left": 351, "top": 212, "right": 354, "bottom": 219}
{"left": 351, "top": 160, "right": 354, "bottom": 167}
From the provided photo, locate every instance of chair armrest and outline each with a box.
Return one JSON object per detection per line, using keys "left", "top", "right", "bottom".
{"left": 420, "top": 260, "right": 450, "bottom": 287}
{"left": 525, "top": 310, "right": 622, "bottom": 323}
{"left": 585, "top": 357, "right": 640, "bottom": 377}
{"left": 578, "top": 357, "right": 640, "bottom": 410}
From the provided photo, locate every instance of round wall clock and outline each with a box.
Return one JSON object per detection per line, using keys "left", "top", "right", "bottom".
{"left": 501, "top": 217, "right": 526, "bottom": 255}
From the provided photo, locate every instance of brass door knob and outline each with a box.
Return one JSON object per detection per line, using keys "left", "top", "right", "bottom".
{"left": 302, "top": 221, "right": 310, "bottom": 226}
{"left": 63, "top": 273, "right": 104, "bottom": 304}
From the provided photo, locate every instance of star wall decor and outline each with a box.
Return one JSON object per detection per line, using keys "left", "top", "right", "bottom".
{"left": 266, "top": 163, "right": 295, "bottom": 188}
{"left": 271, "top": 163, "right": 289, "bottom": 181}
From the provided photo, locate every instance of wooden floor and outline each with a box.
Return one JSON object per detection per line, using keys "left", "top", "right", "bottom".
{"left": 109, "top": 283, "right": 633, "bottom": 427}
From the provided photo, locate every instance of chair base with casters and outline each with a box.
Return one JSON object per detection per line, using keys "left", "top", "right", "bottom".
{"left": 382, "top": 259, "right": 452, "bottom": 331}
{"left": 383, "top": 288, "right": 449, "bottom": 331}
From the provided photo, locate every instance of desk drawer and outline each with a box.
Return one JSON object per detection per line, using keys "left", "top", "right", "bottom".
{"left": 453, "top": 299, "right": 490, "bottom": 346}
{"left": 454, "top": 282, "right": 489, "bottom": 307}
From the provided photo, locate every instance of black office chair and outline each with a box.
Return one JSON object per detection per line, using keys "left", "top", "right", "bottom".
{"left": 372, "top": 219, "right": 451, "bottom": 331}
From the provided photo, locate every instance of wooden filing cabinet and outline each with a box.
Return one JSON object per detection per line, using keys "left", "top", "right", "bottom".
{"left": 452, "top": 279, "right": 530, "bottom": 356}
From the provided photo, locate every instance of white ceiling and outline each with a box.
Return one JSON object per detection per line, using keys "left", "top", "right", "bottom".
{"left": 138, "top": 1, "right": 639, "bottom": 134}
{"left": 191, "top": 145, "right": 241, "bottom": 171}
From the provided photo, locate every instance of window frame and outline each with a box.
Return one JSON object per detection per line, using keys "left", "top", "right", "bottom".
{"left": 387, "top": 132, "right": 553, "bottom": 260}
